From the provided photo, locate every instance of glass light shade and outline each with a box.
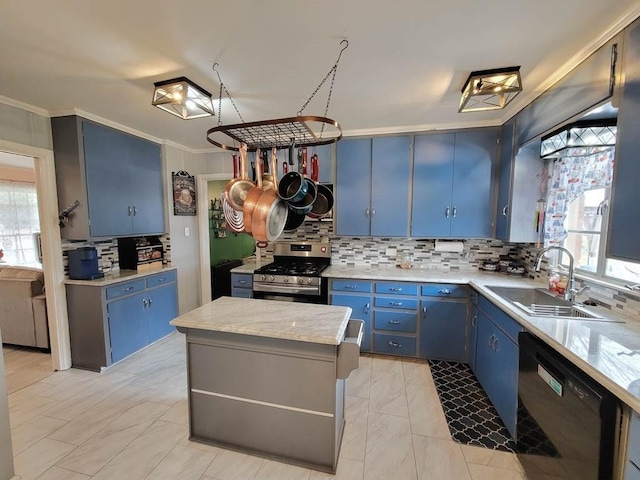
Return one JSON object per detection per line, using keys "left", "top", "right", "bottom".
{"left": 541, "top": 123, "right": 617, "bottom": 158}
{"left": 152, "top": 77, "right": 214, "bottom": 119}
{"left": 459, "top": 67, "right": 522, "bottom": 113}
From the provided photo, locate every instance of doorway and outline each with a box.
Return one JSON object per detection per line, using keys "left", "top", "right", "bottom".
{"left": 0, "top": 139, "right": 71, "bottom": 373}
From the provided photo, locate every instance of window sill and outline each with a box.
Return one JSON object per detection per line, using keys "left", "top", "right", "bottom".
{"left": 575, "top": 271, "right": 637, "bottom": 293}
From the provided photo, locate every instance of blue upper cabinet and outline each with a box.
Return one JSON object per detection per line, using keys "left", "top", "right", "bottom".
{"left": 495, "top": 120, "right": 515, "bottom": 241}
{"left": 52, "top": 116, "right": 165, "bottom": 240}
{"left": 411, "top": 134, "right": 455, "bottom": 237}
{"left": 451, "top": 129, "right": 497, "bottom": 238}
{"left": 608, "top": 18, "right": 640, "bottom": 262}
{"left": 412, "top": 128, "right": 497, "bottom": 238}
{"left": 336, "top": 136, "right": 410, "bottom": 236}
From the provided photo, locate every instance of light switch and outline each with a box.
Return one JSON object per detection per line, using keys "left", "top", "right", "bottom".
{"left": 184, "top": 227, "right": 190, "bottom": 237}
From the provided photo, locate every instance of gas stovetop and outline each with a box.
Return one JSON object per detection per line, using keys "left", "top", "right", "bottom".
{"left": 255, "top": 261, "right": 329, "bottom": 277}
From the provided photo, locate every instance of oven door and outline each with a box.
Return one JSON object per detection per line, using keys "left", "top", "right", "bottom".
{"left": 253, "top": 282, "right": 328, "bottom": 304}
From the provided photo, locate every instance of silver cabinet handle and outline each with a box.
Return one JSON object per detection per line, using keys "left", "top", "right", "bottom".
{"left": 143, "top": 298, "right": 148, "bottom": 308}
{"left": 422, "top": 306, "right": 428, "bottom": 317}
{"left": 445, "top": 206, "right": 450, "bottom": 218}
{"left": 148, "top": 298, "right": 153, "bottom": 307}
{"left": 158, "top": 277, "right": 166, "bottom": 282}
{"left": 123, "top": 286, "right": 134, "bottom": 292}
{"left": 388, "top": 341, "right": 402, "bottom": 348}
{"left": 389, "top": 301, "right": 403, "bottom": 306}
{"left": 238, "top": 280, "right": 247, "bottom": 285}
{"left": 128, "top": 206, "right": 132, "bottom": 216}
{"left": 471, "top": 315, "right": 477, "bottom": 327}
{"left": 388, "top": 320, "right": 402, "bottom": 325}
{"left": 371, "top": 206, "right": 376, "bottom": 217}
{"left": 365, "top": 208, "right": 370, "bottom": 218}
{"left": 364, "top": 302, "right": 370, "bottom": 314}
{"left": 491, "top": 336, "right": 498, "bottom": 351}
{"left": 488, "top": 334, "right": 495, "bottom": 347}
{"left": 345, "top": 285, "right": 357, "bottom": 290}
{"left": 502, "top": 204, "right": 509, "bottom": 217}
{"left": 452, "top": 206, "right": 457, "bottom": 218}
{"left": 439, "top": 288, "right": 452, "bottom": 295}
{"left": 133, "top": 206, "right": 137, "bottom": 216}
{"left": 389, "top": 287, "right": 402, "bottom": 292}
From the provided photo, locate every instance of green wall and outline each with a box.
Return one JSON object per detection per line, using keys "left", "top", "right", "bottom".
{"left": 207, "top": 180, "right": 255, "bottom": 266}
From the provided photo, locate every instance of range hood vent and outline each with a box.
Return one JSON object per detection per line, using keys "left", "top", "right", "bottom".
{"left": 540, "top": 120, "right": 616, "bottom": 159}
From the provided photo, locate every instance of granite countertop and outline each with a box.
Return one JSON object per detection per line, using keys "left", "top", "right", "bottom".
{"left": 324, "top": 264, "right": 640, "bottom": 412}
{"left": 230, "top": 260, "right": 260, "bottom": 274}
{"left": 170, "top": 296, "right": 352, "bottom": 345}
{"left": 63, "top": 265, "right": 177, "bottom": 286}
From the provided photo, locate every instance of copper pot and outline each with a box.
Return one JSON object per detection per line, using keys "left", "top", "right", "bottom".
{"left": 252, "top": 147, "right": 288, "bottom": 242}
{"left": 242, "top": 148, "right": 265, "bottom": 234}
{"left": 224, "top": 144, "right": 253, "bottom": 211}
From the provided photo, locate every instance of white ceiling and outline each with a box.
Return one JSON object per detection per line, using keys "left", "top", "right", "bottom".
{"left": 1, "top": 0, "right": 639, "bottom": 151}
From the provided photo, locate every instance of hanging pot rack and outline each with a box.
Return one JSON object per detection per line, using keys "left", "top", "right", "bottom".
{"left": 206, "top": 40, "right": 348, "bottom": 152}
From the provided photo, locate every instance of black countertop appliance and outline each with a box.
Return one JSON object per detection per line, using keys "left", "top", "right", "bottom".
{"left": 67, "top": 246, "right": 104, "bottom": 280}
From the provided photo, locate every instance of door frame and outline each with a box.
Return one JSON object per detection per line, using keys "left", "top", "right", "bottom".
{"left": 0, "top": 139, "right": 71, "bottom": 371}
{"left": 196, "top": 173, "right": 233, "bottom": 305}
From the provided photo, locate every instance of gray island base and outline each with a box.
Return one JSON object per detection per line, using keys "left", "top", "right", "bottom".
{"left": 170, "top": 297, "right": 362, "bottom": 473}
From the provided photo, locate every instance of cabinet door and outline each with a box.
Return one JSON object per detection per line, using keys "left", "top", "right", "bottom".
{"left": 371, "top": 136, "right": 411, "bottom": 237}
{"left": 419, "top": 300, "right": 467, "bottom": 362}
{"left": 608, "top": 19, "right": 640, "bottom": 261}
{"left": 411, "top": 134, "right": 455, "bottom": 237}
{"left": 147, "top": 283, "right": 177, "bottom": 342}
{"left": 107, "top": 293, "right": 148, "bottom": 363}
{"left": 82, "top": 121, "right": 133, "bottom": 237}
{"left": 468, "top": 305, "right": 479, "bottom": 373}
{"left": 451, "top": 129, "right": 497, "bottom": 238}
{"left": 495, "top": 120, "right": 515, "bottom": 241}
{"left": 127, "top": 135, "right": 165, "bottom": 235}
{"left": 474, "top": 313, "right": 495, "bottom": 401}
{"left": 331, "top": 293, "right": 372, "bottom": 352}
{"left": 488, "top": 324, "right": 519, "bottom": 438}
{"left": 336, "top": 139, "right": 372, "bottom": 236}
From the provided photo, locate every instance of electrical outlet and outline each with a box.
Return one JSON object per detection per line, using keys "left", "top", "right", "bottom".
{"left": 184, "top": 227, "right": 190, "bottom": 237}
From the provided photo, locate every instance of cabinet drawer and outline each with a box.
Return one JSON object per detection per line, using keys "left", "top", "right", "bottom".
{"left": 375, "top": 297, "right": 418, "bottom": 310}
{"left": 374, "top": 333, "right": 416, "bottom": 356}
{"left": 232, "top": 274, "right": 253, "bottom": 289}
{"left": 374, "top": 311, "right": 417, "bottom": 333}
{"left": 106, "top": 279, "right": 146, "bottom": 300}
{"left": 332, "top": 280, "right": 372, "bottom": 293}
{"left": 479, "top": 296, "right": 523, "bottom": 343}
{"left": 146, "top": 270, "right": 176, "bottom": 288}
{"left": 375, "top": 283, "right": 418, "bottom": 296}
{"left": 421, "top": 284, "right": 468, "bottom": 298}
{"left": 232, "top": 287, "right": 253, "bottom": 298}
{"left": 628, "top": 411, "right": 640, "bottom": 468}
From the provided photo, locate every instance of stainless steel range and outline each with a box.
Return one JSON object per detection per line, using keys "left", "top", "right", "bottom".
{"left": 252, "top": 241, "right": 331, "bottom": 304}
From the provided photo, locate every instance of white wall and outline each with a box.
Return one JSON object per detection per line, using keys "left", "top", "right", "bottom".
{"left": 163, "top": 146, "right": 231, "bottom": 313}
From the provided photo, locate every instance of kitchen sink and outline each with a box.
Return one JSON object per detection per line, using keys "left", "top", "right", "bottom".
{"left": 486, "top": 286, "right": 621, "bottom": 322}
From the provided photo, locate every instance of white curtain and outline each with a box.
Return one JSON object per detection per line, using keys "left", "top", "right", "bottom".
{"left": 543, "top": 149, "right": 614, "bottom": 247}
{"left": 0, "top": 180, "right": 40, "bottom": 265}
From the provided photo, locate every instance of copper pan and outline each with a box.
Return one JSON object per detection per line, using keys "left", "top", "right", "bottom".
{"left": 252, "top": 147, "right": 288, "bottom": 242}
{"left": 224, "top": 144, "right": 253, "bottom": 211}
{"left": 242, "top": 149, "right": 265, "bottom": 234}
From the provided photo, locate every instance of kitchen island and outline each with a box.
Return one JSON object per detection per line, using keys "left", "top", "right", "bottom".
{"left": 169, "top": 296, "right": 361, "bottom": 473}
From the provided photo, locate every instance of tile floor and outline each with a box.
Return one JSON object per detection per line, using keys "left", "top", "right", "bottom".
{"left": 3, "top": 334, "right": 527, "bottom": 480}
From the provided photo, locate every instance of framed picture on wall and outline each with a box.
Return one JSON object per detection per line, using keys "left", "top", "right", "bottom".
{"left": 172, "top": 170, "right": 196, "bottom": 216}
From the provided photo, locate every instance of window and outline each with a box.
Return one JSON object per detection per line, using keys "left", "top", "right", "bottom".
{"left": 0, "top": 180, "right": 41, "bottom": 265}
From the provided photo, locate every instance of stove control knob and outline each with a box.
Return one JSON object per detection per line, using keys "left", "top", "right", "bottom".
{"left": 284, "top": 276, "right": 289, "bottom": 283}
{"left": 269, "top": 275, "right": 275, "bottom": 282}
{"left": 307, "top": 278, "right": 314, "bottom": 284}
{"left": 261, "top": 275, "right": 266, "bottom": 281}
{"left": 297, "top": 278, "right": 304, "bottom": 284}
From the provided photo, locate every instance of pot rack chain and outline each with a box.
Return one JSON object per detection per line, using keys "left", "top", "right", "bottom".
{"left": 213, "top": 63, "right": 246, "bottom": 126}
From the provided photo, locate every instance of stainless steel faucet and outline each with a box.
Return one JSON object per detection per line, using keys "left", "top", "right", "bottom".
{"left": 534, "top": 246, "right": 589, "bottom": 302}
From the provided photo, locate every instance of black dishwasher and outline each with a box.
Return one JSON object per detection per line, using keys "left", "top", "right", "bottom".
{"left": 517, "top": 332, "right": 619, "bottom": 480}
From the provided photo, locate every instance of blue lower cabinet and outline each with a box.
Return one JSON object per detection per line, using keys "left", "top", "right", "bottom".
{"left": 374, "top": 333, "right": 416, "bottom": 356}
{"left": 374, "top": 310, "right": 417, "bottom": 333}
{"left": 147, "top": 283, "right": 177, "bottom": 342}
{"left": 108, "top": 293, "right": 149, "bottom": 363}
{"left": 331, "top": 293, "right": 372, "bottom": 352}
{"left": 468, "top": 305, "right": 479, "bottom": 373}
{"left": 475, "top": 312, "right": 519, "bottom": 438}
{"left": 232, "top": 287, "right": 253, "bottom": 298}
{"left": 419, "top": 300, "right": 468, "bottom": 362}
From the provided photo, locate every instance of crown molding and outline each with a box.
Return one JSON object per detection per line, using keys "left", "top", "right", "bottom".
{"left": 343, "top": 118, "right": 503, "bottom": 138}
{"left": 0, "top": 95, "right": 50, "bottom": 117}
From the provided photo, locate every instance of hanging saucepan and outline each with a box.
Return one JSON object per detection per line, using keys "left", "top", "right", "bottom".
{"left": 307, "top": 154, "right": 334, "bottom": 219}
{"left": 242, "top": 149, "right": 265, "bottom": 234}
{"left": 224, "top": 144, "right": 254, "bottom": 211}
{"left": 252, "top": 147, "right": 288, "bottom": 243}
{"left": 288, "top": 148, "right": 317, "bottom": 214}
{"left": 278, "top": 144, "right": 307, "bottom": 202}
{"left": 221, "top": 154, "right": 245, "bottom": 233}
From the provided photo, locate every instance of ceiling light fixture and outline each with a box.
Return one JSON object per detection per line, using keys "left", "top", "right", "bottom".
{"left": 459, "top": 66, "right": 522, "bottom": 113}
{"left": 152, "top": 77, "right": 214, "bottom": 120}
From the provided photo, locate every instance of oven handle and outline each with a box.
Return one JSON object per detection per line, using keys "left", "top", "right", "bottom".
{"left": 253, "top": 283, "right": 321, "bottom": 295}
